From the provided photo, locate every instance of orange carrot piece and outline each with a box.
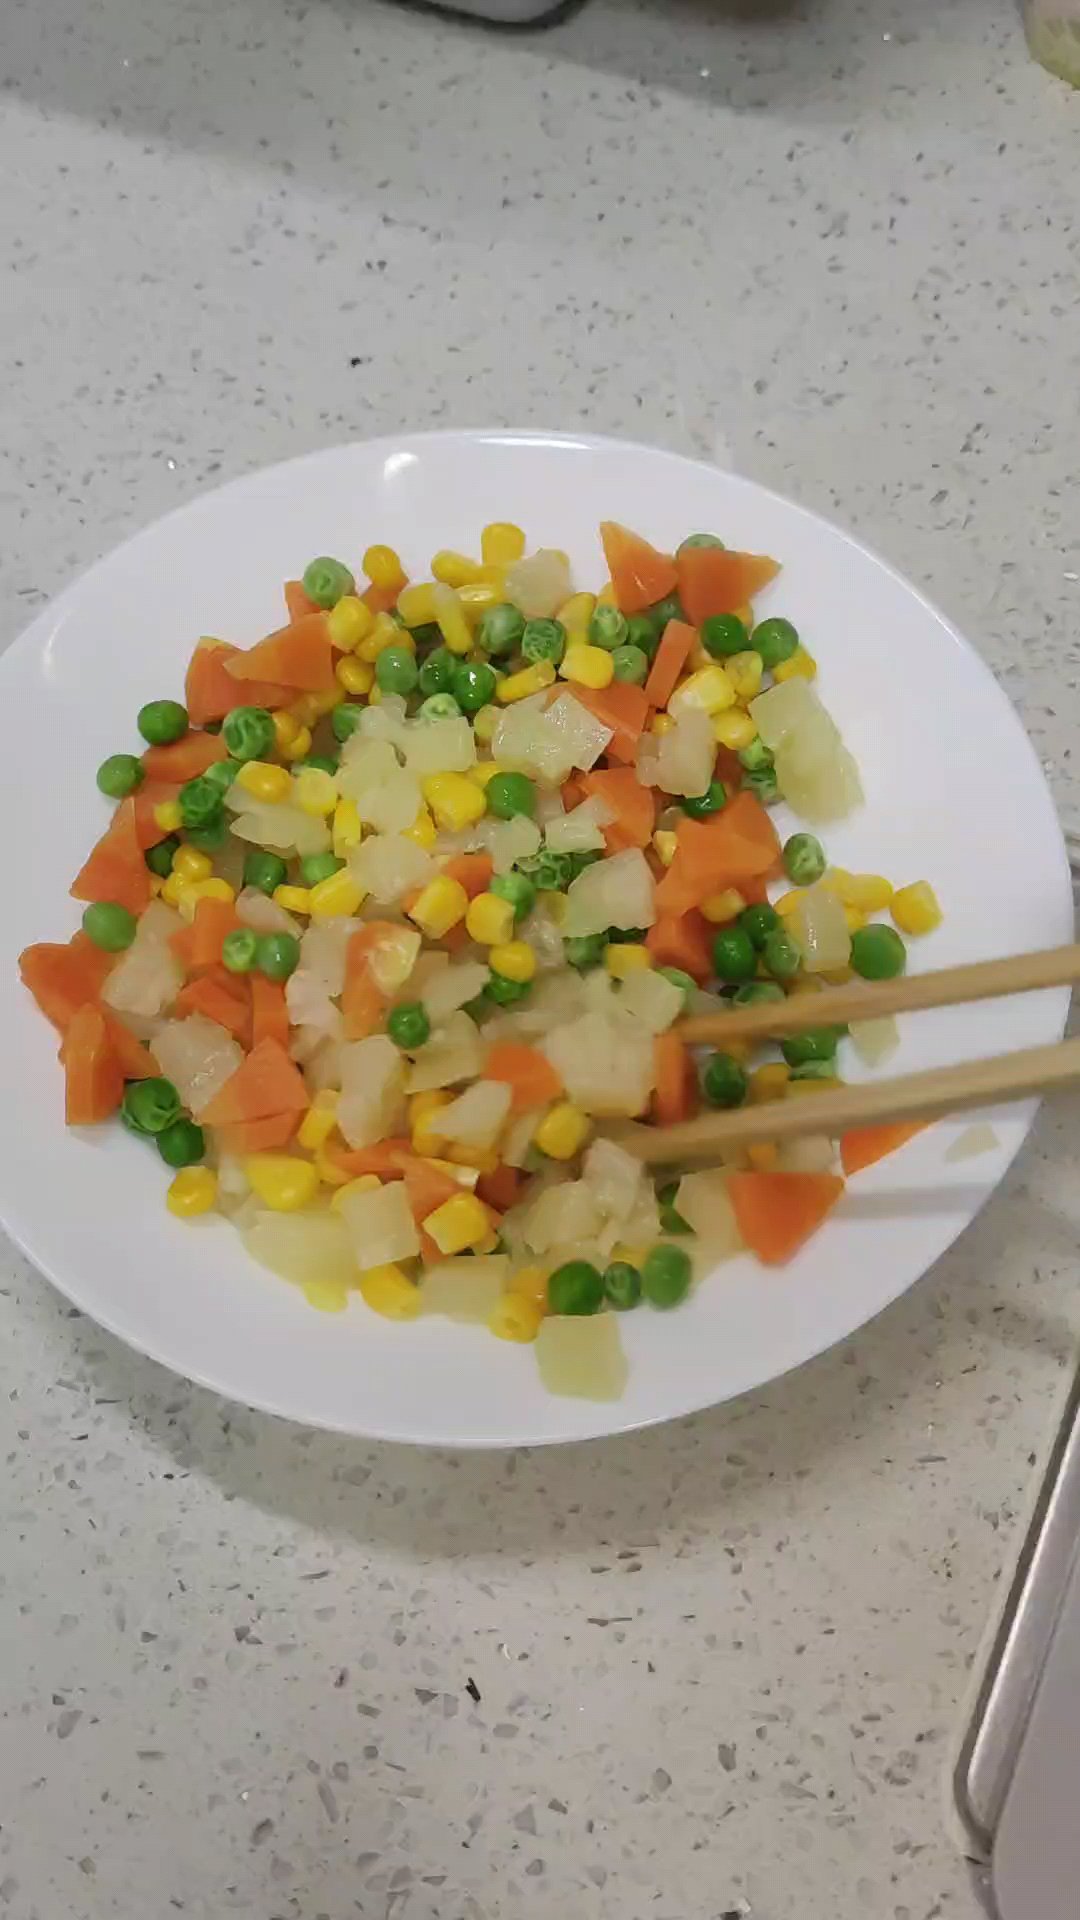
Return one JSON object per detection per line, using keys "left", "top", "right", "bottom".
{"left": 284, "top": 579, "right": 320, "bottom": 622}
{"left": 250, "top": 975, "right": 290, "bottom": 1051}
{"left": 131, "top": 779, "right": 181, "bottom": 851}
{"left": 643, "top": 619, "right": 697, "bottom": 709}
{"left": 840, "top": 1123, "right": 926, "bottom": 1178}
{"left": 567, "top": 682, "right": 649, "bottom": 765}
{"left": 141, "top": 731, "right": 229, "bottom": 784}
{"left": 477, "top": 1164, "right": 522, "bottom": 1211}
{"left": 215, "top": 1112, "right": 301, "bottom": 1155}
{"left": 329, "top": 1139, "right": 414, "bottom": 1181}
{"left": 185, "top": 640, "right": 292, "bottom": 725}
{"left": 652, "top": 1032, "right": 697, "bottom": 1126}
{"left": 174, "top": 970, "right": 252, "bottom": 1045}
{"left": 483, "top": 1042, "right": 563, "bottom": 1113}
{"left": 441, "top": 852, "right": 494, "bottom": 899}
{"left": 70, "top": 800, "right": 151, "bottom": 917}
{"left": 675, "top": 547, "right": 781, "bottom": 627}
{"left": 655, "top": 792, "right": 781, "bottom": 916}
{"left": 187, "top": 896, "right": 241, "bottom": 973}
{"left": 391, "top": 1150, "right": 462, "bottom": 1223}
{"left": 727, "top": 1171, "right": 845, "bottom": 1265}
{"left": 225, "top": 612, "right": 336, "bottom": 693}
{"left": 646, "top": 910, "right": 714, "bottom": 984}
{"left": 100, "top": 1011, "right": 158, "bottom": 1079}
{"left": 200, "top": 1036, "right": 309, "bottom": 1127}
{"left": 599, "top": 522, "right": 678, "bottom": 614}
{"left": 579, "top": 767, "right": 656, "bottom": 851}
{"left": 19, "top": 935, "right": 115, "bottom": 1032}
{"left": 361, "top": 580, "right": 406, "bottom": 616}
{"left": 61, "top": 1004, "right": 124, "bottom": 1125}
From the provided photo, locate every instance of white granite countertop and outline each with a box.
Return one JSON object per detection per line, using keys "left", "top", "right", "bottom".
{"left": 2, "top": 1, "right": 1080, "bottom": 1914}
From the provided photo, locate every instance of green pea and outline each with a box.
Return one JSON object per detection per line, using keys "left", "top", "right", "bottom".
{"left": 484, "top": 972, "right": 530, "bottom": 1007}
{"left": 657, "top": 965, "right": 696, "bottom": 1006}
{"left": 477, "top": 603, "right": 525, "bottom": 658}
{"left": 646, "top": 593, "right": 686, "bottom": 634}
{"left": 625, "top": 612, "right": 661, "bottom": 660}
{"left": 419, "top": 692, "right": 462, "bottom": 722}
{"left": 121, "top": 1076, "right": 182, "bottom": 1136}
{"left": 642, "top": 1243, "right": 692, "bottom": 1308}
{"left": 701, "top": 614, "right": 749, "bottom": 660}
{"left": 603, "top": 1261, "right": 642, "bottom": 1309}
{"left": 451, "top": 660, "right": 497, "bottom": 713}
{"left": 81, "top": 901, "right": 137, "bottom": 952}
{"left": 332, "top": 703, "right": 365, "bottom": 743}
{"left": 490, "top": 871, "right": 536, "bottom": 920}
{"left": 850, "top": 924, "right": 907, "bottom": 981}
{"left": 137, "top": 699, "right": 188, "bottom": 746}
{"left": 743, "top": 766, "right": 780, "bottom": 806}
{"left": 751, "top": 617, "right": 799, "bottom": 669}
{"left": 701, "top": 1050, "right": 748, "bottom": 1109}
{"left": 302, "top": 556, "right": 355, "bottom": 609}
{"left": 244, "top": 852, "right": 288, "bottom": 898}
{"left": 731, "top": 981, "right": 785, "bottom": 1006}
{"left": 783, "top": 832, "right": 826, "bottom": 886}
{"left": 789, "top": 1060, "right": 839, "bottom": 1082}
{"left": 300, "top": 852, "right": 343, "bottom": 886}
{"left": 712, "top": 925, "right": 756, "bottom": 983}
{"left": 588, "top": 605, "right": 629, "bottom": 651}
{"left": 298, "top": 753, "right": 339, "bottom": 776}
{"left": 762, "top": 927, "right": 802, "bottom": 980}
{"left": 256, "top": 932, "right": 301, "bottom": 982}
{"left": 611, "top": 645, "right": 648, "bottom": 684}
{"left": 566, "top": 849, "right": 603, "bottom": 880}
{"left": 677, "top": 533, "right": 725, "bottom": 554}
{"left": 520, "top": 618, "right": 566, "bottom": 667}
{"left": 202, "top": 757, "right": 243, "bottom": 794}
{"left": 96, "top": 753, "right": 144, "bottom": 799}
{"left": 740, "top": 902, "right": 781, "bottom": 950}
{"left": 547, "top": 1259, "right": 604, "bottom": 1316}
{"left": 657, "top": 1181, "right": 692, "bottom": 1235}
{"left": 781, "top": 1028, "right": 840, "bottom": 1069}
{"left": 186, "top": 818, "right": 228, "bottom": 854}
{"left": 222, "top": 928, "right": 259, "bottom": 973}
{"left": 681, "top": 779, "right": 728, "bottom": 820}
{"left": 516, "top": 849, "right": 572, "bottom": 893}
{"left": 178, "top": 776, "right": 225, "bottom": 834}
{"left": 375, "top": 645, "right": 419, "bottom": 696}
{"left": 387, "top": 1001, "right": 431, "bottom": 1049}
{"left": 418, "top": 647, "right": 456, "bottom": 697}
{"left": 145, "top": 836, "right": 180, "bottom": 878}
{"left": 157, "top": 1117, "right": 205, "bottom": 1168}
{"left": 738, "top": 736, "right": 774, "bottom": 773}
{"left": 563, "top": 933, "right": 606, "bottom": 971}
{"left": 486, "top": 770, "right": 535, "bottom": 820}
{"left": 222, "top": 706, "right": 275, "bottom": 762}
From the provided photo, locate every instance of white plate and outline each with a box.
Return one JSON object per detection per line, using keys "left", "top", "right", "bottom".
{"left": 0, "top": 430, "right": 1071, "bottom": 1446}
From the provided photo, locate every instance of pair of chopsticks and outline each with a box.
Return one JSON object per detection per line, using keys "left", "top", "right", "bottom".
{"left": 615, "top": 944, "right": 1080, "bottom": 1166}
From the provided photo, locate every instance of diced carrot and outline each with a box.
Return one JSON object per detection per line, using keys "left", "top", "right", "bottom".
{"left": 70, "top": 800, "right": 151, "bottom": 917}
{"left": 567, "top": 683, "right": 649, "bottom": 765}
{"left": 225, "top": 612, "right": 336, "bottom": 693}
{"left": 100, "top": 1011, "right": 158, "bottom": 1079}
{"left": 141, "top": 730, "right": 229, "bottom": 784}
{"left": 675, "top": 547, "right": 781, "bottom": 628}
{"left": 174, "top": 969, "right": 251, "bottom": 1045}
{"left": 250, "top": 975, "right": 290, "bottom": 1051}
{"left": 643, "top": 619, "right": 697, "bottom": 709}
{"left": 329, "top": 1139, "right": 413, "bottom": 1181}
{"left": 61, "top": 1004, "right": 124, "bottom": 1125}
{"left": 646, "top": 910, "right": 713, "bottom": 983}
{"left": 739, "top": 874, "right": 770, "bottom": 907}
{"left": 579, "top": 767, "right": 656, "bottom": 851}
{"left": 440, "top": 920, "right": 470, "bottom": 953}
{"left": 655, "top": 792, "right": 781, "bottom": 916}
{"left": 185, "top": 639, "right": 292, "bottom": 725}
{"left": 362, "top": 580, "right": 405, "bottom": 616}
{"left": 215, "top": 1112, "right": 301, "bottom": 1154}
{"left": 19, "top": 935, "right": 115, "bottom": 1032}
{"left": 284, "top": 579, "right": 320, "bottom": 622}
{"left": 391, "top": 1149, "right": 462, "bottom": 1223}
{"left": 727, "top": 1170, "right": 845, "bottom": 1265}
{"left": 477, "top": 1164, "right": 522, "bottom": 1211}
{"left": 652, "top": 1032, "right": 697, "bottom": 1125}
{"left": 441, "top": 852, "right": 494, "bottom": 899}
{"left": 599, "top": 522, "right": 678, "bottom": 614}
{"left": 341, "top": 947, "right": 386, "bottom": 1042}
{"left": 840, "top": 1123, "right": 926, "bottom": 1178}
{"left": 132, "top": 779, "right": 181, "bottom": 851}
{"left": 187, "top": 896, "right": 241, "bottom": 973}
{"left": 200, "top": 1036, "right": 310, "bottom": 1127}
{"left": 484, "top": 1042, "right": 564, "bottom": 1113}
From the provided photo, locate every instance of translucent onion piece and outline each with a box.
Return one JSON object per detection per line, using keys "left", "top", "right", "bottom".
{"left": 435, "top": 1078, "right": 512, "bottom": 1149}
{"left": 243, "top": 1209, "right": 357, "bottom": 1292}
{"left": 406, "top": 1010, "right": 483, "bottom": 1093}
{"left": 849, "top": 1014, "right": 900, "bottom": 1067}
{"left": 618, "top": 967, "right": 684, "bottom": 1034}
{"left": 544, "top": 795, "right": 613, "bottom": 855}
{"left": 234, "top": 888, "right": 302, "bottom": 938}
{"left": 654, "top": 706, "right": 714, "bottom": 798}
{"left": 337, "top": 1179, "right": 420, "bottom": 1268}
{"left": 523, "top": 1179, "right": 603, "bottom": 1254}
{"left": 229, "top": 803, "right": 330, "bottom": 857}
{"left": 674, "top": 1169, "right": 743, "bottom": 1257}
{"left": 336, "top": 1034, "right": 406, "bottom": 1148}
{"left": 401, "top": 716, "right": 476, "bottom": 776}
{"left": 561, "top": 848, "right": 656, "bottom": 939}
{"left": 945, "top": 1123, "right": 999, "bottom": 1163}
{"left": 421, "top": 960, "right": 490, "bottom": 1025}
{"left": 152, "top": 1015, "right": 244, "bottom": 1119}
{"left": 543, "top": 1009, "right": 654, "bottom": 1116}
{"left": 789, "top": 883, "right": 851, "bottom": 974}
{"left": 349, "top": 834, "right": 433, "bottom": 904}
{"left": 543, "top": 691, "right": 613, "bottom": 772}
{"left": 421, "top": 1258, "right": 509, "bottom": 1323}
{"left": 504, "top": 548, "right": 573, "bottom": 619}
{"left": 101, "top": 900, "right": 184, "bottom": 1019}
{"left": 535, "top": 1314, "right": 628, "bottom": 1401}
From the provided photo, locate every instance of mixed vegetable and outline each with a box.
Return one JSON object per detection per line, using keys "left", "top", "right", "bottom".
{"left": 20, "top": 520, "right": 943, "bottom": 1399}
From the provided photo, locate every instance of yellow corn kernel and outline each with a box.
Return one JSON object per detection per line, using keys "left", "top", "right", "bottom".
{"left": 273, "top": 884, "right": 313, "bottom": 916}
{"left": 160, "top": 871, "right": 190, "bottom": 908}
{"left": 173, "top": 846, "right": 213, "bottom": 884}
{"left": 533, "top": 1101, "right": 592, "bottom": 1162}
{"left": 557, "top": 592, "right": 597, "bottom": 639}
{"left": 605, "top": 943, "right": 653, "bottom": 979}
{"left": 362, "top": 544, "right": 406, "bottom": 591}
{"left": 747, "top": 1141, "right": 780, "bottom": 1172}
{"left": 336, "top": 655, "right": 375, "bottom": 697}
{"left": 165, "top": 1166, "right": 218, "bottom": 1219}
{"left": 560, "top": 643, "right": 614, "bottom": 690}
{"left": 726, "top": 651, "right": 764, "bottom": 701}
{"left": 467, "top": 761, "right": 509, "bottom": 791}
{"left": 297, "top": 1090, "right": 340, "bottom": 1152}
{"left": 443, "top": 1143, "right": 500, "bottom": 1176}
{"left": 465, "top": 891, "right": 516, "bottom": 946}
{"left": 652, "top": 829, "right": 678, "bottom": 868}
{"left": 713, "top": 710, "right": 758, "bottom": 751}
{"left": 842, "top": 904, "right": 866, "bottom": 934}
{"left": 596, "top": 579, "right": 617, "bottom": 607}
{"left": 358, "top": 1263, "right": 421, "bottom": 1320}
{"left": 396, "top": 582, "right": 439, "bottom": 629}
{"left": 330, "top": 1174, "right": 382, "bottom": 1213}
{"left": 327, "top": 595, "right": 373, "bottom": 652}
{"left": 244, "top": 1155, "right": 320, "bottom": 1212}
{"left": 489, "top": 1294, "right": 545, "bottom": 1342}
{"left": 367, "top": 683, "right": 383, "bottom": 706}
{"left": 488, "top": 940, "right": 536, "bottom": 984}
{"left": 472, "top": 704, "right": 499, "bottom": 745}
{"left": 773, "top": 647, "right": 817, "bottom": 683}
{"left": 410, "top": 1089, "right": 452, "bottom": 1156}
{"left": 332, "top": 797, "right": 363, "bottom": 858}
{"left": 314, "top": 1145, "right": 351, "bottom": 1188}
{"left": 236, "top": 760, "right": 292, "bottom": 804}
{"left": 424, "top": 1191, "right": 491, "bottom": 1257}
{"left": 422, "top": 1157, "right": 478, "bottom": 1191}
{"left": 787, "top": 1077, "right": 841, "bottom": 1097}
{"left": 774, "top": 889, "right": 806, "bottom": 919}
{"left": 457, "top": 581, "right": 502, "bottom": 625}
{"left": 293, "top": 767, "right": 338, "bottom": 817}
{"left": 748, "top": 1063, "right": 791, "bottom": 1105}
{"left": 481, "top": 522, "right": 526, "bottom": 567}
{"left": 508, "top": 1264, "right": 548, "bottom": 1309}
{"left": 700, "top": 888, "right": 747, "bottom": 925}
{"left": 649, "top": 713, "right": 674, "bottom": 737}
{"left": 496, "top": 660, "right": 557, "bottom": 703}
{"left": 272, "top": 710, "right": 301, "bottom": 752}
{"left": 431, "top": 583, "right": 473, "bottom": 656}
{"left": 419, "top": 772, "right": 484, "bottom": 834}
{"left": 357, "top": 612, "right": 405, "bottom": 664}
{"left": 669, "top": 664, "right": 736, "bottom": 717}
{"left": 403, "top": 805, "right": 437, "bottom": 850}
{"left": 153, "top": 799, "right": 183, "bottom": 834}
{"left": 891, "top": 881, "right": 942, "bottom": 936}
{"left": 431, "top": 549, "right": 483, "bottom": 588}
{"left": 407, "top": 875, "right": 469, "bottom": 939}
{"left": 281, "top": 723, "right": 314, "bottom": 763}
{"left": 289, "top": 688, "right": 341, "bottom": 726}
{"left": 827, "top": 869, "right": 894, "bottom": 913}
{"left": 178, "top": 878, "right": 236, "bottom": 923}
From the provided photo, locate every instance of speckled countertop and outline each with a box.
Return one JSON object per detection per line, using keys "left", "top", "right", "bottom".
{"left": 2, "top": 0, "right": 1080, "bottom": 1914}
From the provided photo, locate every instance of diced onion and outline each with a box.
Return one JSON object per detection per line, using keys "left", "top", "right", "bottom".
{"left": 336, "top": 1034, "right": 406, "bottom": 1147}
{"left": 504, "top": 548, "right": 572, "bottom": 619}
{"left": 484, "top": 815, "right": 542, "bottom": 873}
{"left": 229, "top": 803, "right": 330, "bottom": 858}
{"left": 543, "top": 1009, "right": 654, "bottom": 1116}
{"left": 421, "top": 1258, "right": 509, "bottom": 1322}
{"left": 101, "top": 900, "right": 184, "bottom": 1019}
{"left": 523, "top": 1179, "right": 603, "bottom": 1254}
{"left": 618, "top": 967, "right": 684, "bottom": 1033}
{"left": 945, "top": 1123, "right": 999, "bottom": 1163}
{"left": 406, "top": 1010, "right": 483, "bottom": 1092}
{"left": 234, "top": 887, "right": 302, "bottom": 937}
{"left": 789, "top": 883, "right": 851, "bottom": 974}
{"left": 674, "top": 1169, "right": 743, "bottom": 1257}
{"left": 242, "top": 1209, "right": 357, "bottom": 1291}
{"left": 349, "top": 834, "right": 433, "bottom": 903}
{"left": 652, "top": 707, "right": 714, "bottom": 798}
{"left": 776, "top": 1136, "right": 837, "bottom": 1174}
{"left": 849, "top": 1015, "right": 900, "bottom": 1066}
{"left": 336, "top": 1179, "right": 420, "bottom": 1268}
{"left": 543, "top": 691, "right": 612, "bottom": 772}
{"left": 402, "top": 716, "right": 476, "bottom": 776}
{"left": 421, "top": 960, "right": 490, "bottom": 1024}
{"left": 544, "top": 795, "right": 613, "bottom": 855}
{"left": 535, "top": 1314, "right": 628, "bottom": 1401}
{"left": 582, "top": 1137, "right": 645, "bottom": 1230}
{"left": 561, "top": 848, "right": 656, "bottom": 939}
{"left": 152, "top": 1015, "right": 244, "bottom": 1119}
{"left": 435, "top": 1078, "right": 512, "bottom": 1149}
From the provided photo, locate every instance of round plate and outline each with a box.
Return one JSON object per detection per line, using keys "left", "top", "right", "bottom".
{"left": 0, "top": 431, "right": 1070, "bottom": 1446}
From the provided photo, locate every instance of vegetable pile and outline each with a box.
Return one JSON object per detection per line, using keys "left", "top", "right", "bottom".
{"left": 20, "top": 521, "right": 943, "bottom": 1399}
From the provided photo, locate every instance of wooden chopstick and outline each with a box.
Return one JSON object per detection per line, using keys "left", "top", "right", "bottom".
{"left": 677, "top": 942, "right": 1080, "bottom": 1046}
{"left": 612, "top": 1034, "right": 1080, "bottom": 1167}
